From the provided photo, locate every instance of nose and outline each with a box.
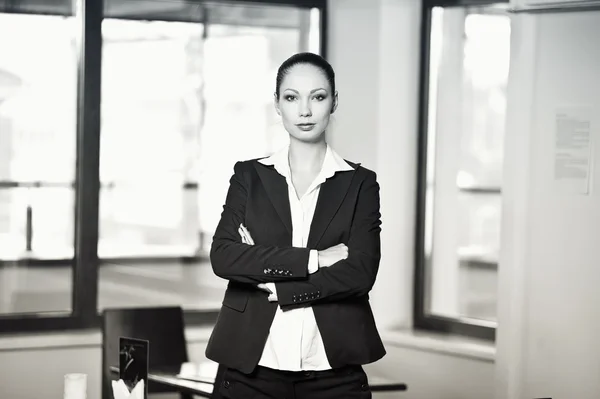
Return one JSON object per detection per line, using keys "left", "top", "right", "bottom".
{"left": 299, "top": 99, "right": 312, "bottom": 117}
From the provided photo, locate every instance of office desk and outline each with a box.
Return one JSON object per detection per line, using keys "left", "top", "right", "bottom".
{"left": 110, "top": 364, "right": 407, "bottom": 397}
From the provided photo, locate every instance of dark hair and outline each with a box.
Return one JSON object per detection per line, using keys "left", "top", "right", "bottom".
{"left": 275, "top": 52, "right": 336, "bottom": 99}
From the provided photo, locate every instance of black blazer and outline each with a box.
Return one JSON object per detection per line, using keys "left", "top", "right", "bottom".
{"left": 205, "top": 158, "right": 386, "bottom": 374}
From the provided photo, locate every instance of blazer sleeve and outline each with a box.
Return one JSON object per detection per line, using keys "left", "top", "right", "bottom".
{"left": 209, "top": 161, "right": 311, "bottom": 284}
{"left": 274, "top": 169, "right": 382, "bottom": 307}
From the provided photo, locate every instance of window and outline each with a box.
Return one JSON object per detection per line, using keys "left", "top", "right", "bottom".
{"left": 0, "top": 11, "right": 77, "bottom": 316}
{"left": 415, "top": 0, "right": 510, "bottom": 340}
{"left": 0, "top": 0, "right": 326, "bottom": 333}
{"left": 97, "top": 1, "right": 321, "bottom": 312}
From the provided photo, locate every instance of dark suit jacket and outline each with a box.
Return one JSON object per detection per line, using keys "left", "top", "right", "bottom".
{"left": 205, "top": 157, "right": 386, "bottom": 374}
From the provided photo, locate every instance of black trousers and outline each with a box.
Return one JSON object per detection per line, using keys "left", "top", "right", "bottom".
{"left": 215, "top": 364, "right": 372, "bottom": 399}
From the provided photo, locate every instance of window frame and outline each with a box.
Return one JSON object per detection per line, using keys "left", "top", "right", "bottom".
{"left": 0, "top": 0, "right": 328, "bottom": 334}
{"left": 413, "top": 0, "right": 509, "bottom": 342}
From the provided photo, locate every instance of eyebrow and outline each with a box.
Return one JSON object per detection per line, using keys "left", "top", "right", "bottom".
{"left": 283, "top": 88, "right": 327, "bottom": 94}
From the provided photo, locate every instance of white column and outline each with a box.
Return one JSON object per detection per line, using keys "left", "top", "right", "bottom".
{"left": 327, "top": 0, "right": 422, "bottom": 330}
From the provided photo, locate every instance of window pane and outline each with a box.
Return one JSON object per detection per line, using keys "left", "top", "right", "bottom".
{"left": 97, "top": 3, "right": 320, "bottom": 312}
{"left": 0, "top": 12, "right": 76, "bottom": 315}
{"left": 424, "top": 7, "right": 510, "bottom": 323}
{"left": 99, "top": 18, "right": 204, "bottom": 258}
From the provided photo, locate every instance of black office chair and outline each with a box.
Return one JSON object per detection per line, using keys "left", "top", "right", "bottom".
{"left": 101, "top": 306, "right": 193, "bottom": 399}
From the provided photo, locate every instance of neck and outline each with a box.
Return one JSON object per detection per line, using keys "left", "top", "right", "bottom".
{"left": 288, "top": 138, "right": 327, "bottom": 173}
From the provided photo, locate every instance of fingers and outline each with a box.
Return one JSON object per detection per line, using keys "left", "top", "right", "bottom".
{"left": 257, "top": 283, "right": 272, "bottom": 294}
{"left": 332, "top": 243, "right": 348, "bottom": 257}
{"left": 238, "top": 226, "right": 248, "bottom": 244}
{"left": 335, "top": 243, "right": 348, "bottom": 263}
{"left": 238, "top": 224, "right": 255, "bottom": 245}
{"left": 241, "top": 224, "right": 254, "bottom": 245}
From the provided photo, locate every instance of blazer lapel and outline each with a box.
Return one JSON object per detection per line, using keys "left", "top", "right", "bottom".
{"left": 307, "top": 168, "right": 357, "bottom": 248}
{"left": 254, "top": 163, "right": 293, "bottom": 236}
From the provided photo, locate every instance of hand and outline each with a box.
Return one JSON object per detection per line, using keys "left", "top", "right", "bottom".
{"left": 257, "top": 283, "right": 273, "bottom": 294}
{"left": 238, "top": 223, "right": 254, "bottom": 245}
{"left": 317, "top": 243, "right": 348, "bottom": 268}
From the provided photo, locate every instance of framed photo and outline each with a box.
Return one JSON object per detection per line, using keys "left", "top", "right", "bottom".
{"left": 119, "top": 337, "right": 149, "bottom": 399}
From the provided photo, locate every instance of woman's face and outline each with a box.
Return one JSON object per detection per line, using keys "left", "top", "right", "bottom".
{"left": 275, "top": 63, "right": 337, "bottom": 143}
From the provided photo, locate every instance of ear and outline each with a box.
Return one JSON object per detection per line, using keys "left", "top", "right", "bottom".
{"left": 273, "top": 92, "right": 281, "bottom": 115}
{"left": 331, "top": 91, "right": 339, "bottom": 114}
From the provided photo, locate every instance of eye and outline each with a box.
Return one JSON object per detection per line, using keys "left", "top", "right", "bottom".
{"left": 284, "top": 95, "right": 296, "bottom": 101}
{"left": 314, "top": 94, "right": 326, "bottom": 101}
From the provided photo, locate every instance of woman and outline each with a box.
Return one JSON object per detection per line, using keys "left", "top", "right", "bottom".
{"left": 206, "top": 52, "right": 385, "bottom": 398}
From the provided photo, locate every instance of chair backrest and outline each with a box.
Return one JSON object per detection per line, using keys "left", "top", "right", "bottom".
{"left": 101, "top": 306, "right": 189, "bottom": 399}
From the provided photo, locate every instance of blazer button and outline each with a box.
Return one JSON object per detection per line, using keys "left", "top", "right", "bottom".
{"left": 223, "top": 380, "right": 230, "bottom": 388}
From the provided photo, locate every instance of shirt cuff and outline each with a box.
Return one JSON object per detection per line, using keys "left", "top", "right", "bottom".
{"left": 265, "top": 282, "right": 278, "bottom": 302}
{"left": 308, "top": 250, "right": 319, "bottom": 274}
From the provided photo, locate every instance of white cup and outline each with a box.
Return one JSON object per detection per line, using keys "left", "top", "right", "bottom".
{"left": 64, "top": 373, "right": 87, "bottom": 399}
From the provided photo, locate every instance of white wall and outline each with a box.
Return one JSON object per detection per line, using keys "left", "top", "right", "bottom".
{"left": 328, "top": 0, "right": 420, "bottom": 331}
{"left": 495, "top": 8, "right": 600, "bottom": 399}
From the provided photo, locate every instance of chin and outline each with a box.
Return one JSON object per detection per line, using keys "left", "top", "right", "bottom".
{"left": 287, "top": 126, "right": 327, "bottom": 143}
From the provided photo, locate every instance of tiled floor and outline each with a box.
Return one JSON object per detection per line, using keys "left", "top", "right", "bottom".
{"left": 0, "top": 261, "right": 227, "bottom": 316}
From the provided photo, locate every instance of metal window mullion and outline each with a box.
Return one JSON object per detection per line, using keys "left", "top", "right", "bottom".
{"left": 72, "top": 0, "right": 102, "bottom": 326}
{"left": 319, "top": 3, "right": 327, "bottom": 58}
{"left": 415, "top": 4, "right": 497, "bottom": 341}
{"left": 414, "top": 4, "right": 434, "bottom": 330}
{"left": 509, "top": 1, "right": 600, "bottom": 13}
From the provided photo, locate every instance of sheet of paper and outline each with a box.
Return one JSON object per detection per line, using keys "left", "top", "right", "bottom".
{"left": 553, "top": 106, "right": 594, "bottom": 195}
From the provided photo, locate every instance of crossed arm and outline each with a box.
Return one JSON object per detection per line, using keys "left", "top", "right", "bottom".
{"left": 210, "top": 161, "right": 382, "bottom": 307}
{"left": 238, "top": 224, "right": 346, "bottom": 300}
{"left": 209, "top": 162, "right": 315, "bottom": 284}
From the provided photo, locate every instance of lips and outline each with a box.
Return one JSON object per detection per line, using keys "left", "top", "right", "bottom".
{"left": 296, "top": 123, "right": 316, "bottom": 127}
